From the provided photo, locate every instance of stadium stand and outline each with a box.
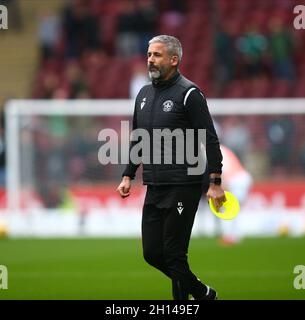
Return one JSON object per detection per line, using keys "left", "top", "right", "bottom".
{"left": 30, "top": 0, "right": 305, "bottom": 100}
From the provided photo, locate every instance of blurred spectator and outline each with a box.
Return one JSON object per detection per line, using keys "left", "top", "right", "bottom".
{"left": 268, "top": 18, "right": 296, "bottom": 82}
{"left": 65, "top": 61, "right": 89, "bottom": 99}
{"left": 39, "top": 181, "right": 66, "bottom": 208}
{"left": 266, "top": 116, "right": 295, "bottom": 172}
{"left": 137, "top": 0, "right": 158, "bottom": 55}
{"left": 221, "top": 117, "right": 251, "bottom": 163}
{"left": 74, "top": 90, "right": 91, "bottom": 99}
{"left": 82, "top": 50, "right": 108, "bottom": 75}
{"left": 62, "top": 0, "right": 101, "bottom": 58}
{"left": 129, "top": 60, "right": 149, "bottom": 99}
{"left": 159, "top": 0, "right": 186, "bottom": 36}
{"left": 75, "top": 124, "right": 103, "bottom": 182}
{"left": 236, "top": 24, "right": 268, "bottom": 78}
{"left": 214, "top": 22, "right": 238, "bottom": 86}
{"left": 40, "top": 72, "right": 60, "bottom": 99}
{"left": 53, "top": 88, "right": 70, "bottom": 99}
{"left": 38, "top": 9, "right": 60, "bottom": 62}
{"left": 115, "top": 0, "right": 140, "bottom": 58}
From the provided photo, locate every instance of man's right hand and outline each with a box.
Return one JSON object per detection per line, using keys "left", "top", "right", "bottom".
{"left": 116, "top": 176, "right": 131, "bottom": 198}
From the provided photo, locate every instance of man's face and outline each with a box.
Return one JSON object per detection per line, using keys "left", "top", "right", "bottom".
{"left": 147, "top": 42, "right": 178, "bottom": 81}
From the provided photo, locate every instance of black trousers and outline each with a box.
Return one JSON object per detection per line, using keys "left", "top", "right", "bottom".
{"left": 141, "top": 185, "right": 208, "bottom": 300}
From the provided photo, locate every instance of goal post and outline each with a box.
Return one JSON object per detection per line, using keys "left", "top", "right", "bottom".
{"left": 5, "top": 99, "right": 134, "bottom": 212}
{"left": 3, "top": 98, "right": 305, "bottom": 237}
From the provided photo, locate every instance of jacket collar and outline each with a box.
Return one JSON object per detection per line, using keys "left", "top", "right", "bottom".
{"left": 152, "top": 70, "right": 181, "bottom": 89}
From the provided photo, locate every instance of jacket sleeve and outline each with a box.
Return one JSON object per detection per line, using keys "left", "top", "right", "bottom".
{"left": 122, "top": 102, "right": 141, "bottom": 179}
{"left": 184, "top": 88, "right": 223, "bottom": 174}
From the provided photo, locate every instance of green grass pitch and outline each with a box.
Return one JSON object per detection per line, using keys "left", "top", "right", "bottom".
{"left": 0, "top": 237, "right": 304, "bottom": 300}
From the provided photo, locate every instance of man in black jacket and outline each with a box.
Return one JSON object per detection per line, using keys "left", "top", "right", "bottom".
{"left": 117, "top": 35, "right": 225, "bottom": 300}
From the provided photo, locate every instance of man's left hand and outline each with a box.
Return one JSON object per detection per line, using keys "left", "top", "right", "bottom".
{"left": 206, "top": 185, "right": 226, "bottom": 212}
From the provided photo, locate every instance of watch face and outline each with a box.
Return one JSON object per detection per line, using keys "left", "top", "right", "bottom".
{"left": 210, "top": 177, "right": 221, "bottom": 185}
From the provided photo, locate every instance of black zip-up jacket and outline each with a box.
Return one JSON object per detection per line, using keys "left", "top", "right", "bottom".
{"left": 122, "top": 71, "right": 222, "bottom": 185}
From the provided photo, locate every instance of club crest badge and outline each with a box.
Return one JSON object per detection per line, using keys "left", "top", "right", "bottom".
{"left": 162, "top": 100, "right": 174, "bottom": 112}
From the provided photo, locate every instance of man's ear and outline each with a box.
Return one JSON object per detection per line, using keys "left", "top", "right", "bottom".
{"left": 171, "top": 55, "right": 179, "bottom": 67}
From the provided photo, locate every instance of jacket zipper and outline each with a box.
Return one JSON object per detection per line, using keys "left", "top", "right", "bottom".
{"left": 149, "top": 89, "right": 159, "bottom": 186}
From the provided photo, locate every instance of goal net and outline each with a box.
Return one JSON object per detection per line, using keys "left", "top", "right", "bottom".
{"left": 2, "top": 99, "right": 305, "bottom": 237}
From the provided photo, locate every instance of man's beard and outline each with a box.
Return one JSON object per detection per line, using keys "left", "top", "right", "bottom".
{"left": 148, "top": 69, "right": 161, "bottom": 80}
{"left": 148, "top": 65, "right": 170, "bottom": 81}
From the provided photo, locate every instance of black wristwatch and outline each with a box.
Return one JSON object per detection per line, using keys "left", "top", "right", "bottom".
{"left": 209, "top": 177, "right": 222, "bottom": 185}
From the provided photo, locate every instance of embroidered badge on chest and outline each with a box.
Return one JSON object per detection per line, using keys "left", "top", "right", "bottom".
{"left": 162, "top": 100, "right": 174, "bottom": 112}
